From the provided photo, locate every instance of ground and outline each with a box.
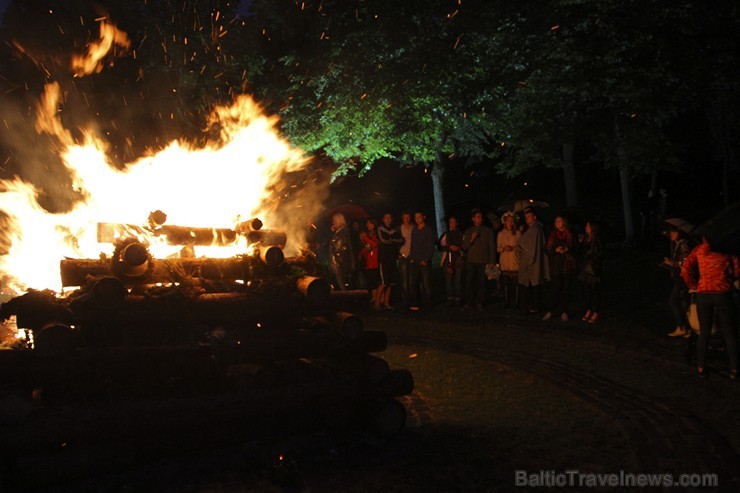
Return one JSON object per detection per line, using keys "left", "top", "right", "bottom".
{"left": 3, "top": 245, "right": 740, "bottom": 492}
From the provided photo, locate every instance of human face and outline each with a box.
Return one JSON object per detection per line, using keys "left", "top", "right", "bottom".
{"left": 505, "top": 216, "right": 514, "bottom": 231}
{"left": 449, "top": 217, "right": 458, "bottom": 230}
{"left": 585, "top": 222, "right": 592, "bottom": 235}
{"left": 669, "top": 230, "right": 679, "bottom": 242}
{"left": 524, "top": 212, "right": 535, "bottom": 225}
{"left": 555, "top": 217, "right": 566, "bottom": 231}
{"left": 383, "top": 214, "right": 392, "bottom": 227}
{"left": 402, "top": 213, "right": 411, "bottom": 225}
{"left": 472, "top": 212, "right": 483, "bottom": 227}
{"left": 414, "top": 213, "right": 425, "bottom": 227}
{"left": 366, "top": 219, "right": 375, "bottom": 231}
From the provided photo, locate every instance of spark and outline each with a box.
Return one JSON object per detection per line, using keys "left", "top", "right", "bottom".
{"left": 453, "top": 34, "right": 462, "bottom": 49}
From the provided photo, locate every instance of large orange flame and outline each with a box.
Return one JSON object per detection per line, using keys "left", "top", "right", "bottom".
{"left": 0, "top": 24, "right": 321, "bottom": 296}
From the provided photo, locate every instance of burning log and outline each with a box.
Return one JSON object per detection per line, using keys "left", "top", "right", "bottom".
{"left": 258, "top": 245, "right": 285, "bottom": 268}
{"left": 96, "top": 221, "right": 285, "bottom": 248}
{"left": 245, "top": 229, "right": 287, "bottom": 247}
{"left": 97, "top": 222, "right": 238, "bottom": 246}
{"left": 59, "top": 253, "right": 322, "bottom": 287}
{"left": 235, "top": 217, "right": 263, "bottom": 233}
{"left": 112, "top": 240, "right": 151, "bottom": 278}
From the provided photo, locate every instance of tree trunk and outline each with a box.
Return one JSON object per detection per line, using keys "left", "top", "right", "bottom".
{"left": 618, "top": 163, "right": 636, "bottom": 244}
{"left": 614, "top": 120, "right": 635, "bottom": 244}
{"left": 430, "top": 161, "right": 446, "bottom": 235}
{"left": 706, "top": 88, "right": 738, "bottom": 207}
{"left": 562, "top": 142, "right": 578, "bottom": 208}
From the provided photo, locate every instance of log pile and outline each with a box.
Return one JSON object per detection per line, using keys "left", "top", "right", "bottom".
{"left": 0, "top": 216, "right": 413, "bottom": 476}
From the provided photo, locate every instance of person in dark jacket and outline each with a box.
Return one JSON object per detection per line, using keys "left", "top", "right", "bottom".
{"left": 439, "top": 215, "right": 465, "bottom": 306}
{"left": 329, "top": 213, "right": 354, "bottom": 291}
{"left": 518, "top": 207, "right": 549, "bottom": 314}
{"left": 664, "top": 228, "right": 691, "bottom": 337}
{"left": 578, "top": 221, "right": 603, "bottom": 323}
{"left": 409, "top": 212, "right": 435, "bottom": 309}
{"left": 377, "top": 213, "right": 404, "bottom": 309}
{"left": 543, "top": 215, "right": 576, "bottom": 322}
{"left": 462, "top": 209, "right": 496, "bottom": 311}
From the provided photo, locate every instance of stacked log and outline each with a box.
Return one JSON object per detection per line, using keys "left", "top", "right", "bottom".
{"left": 1, "top": 217, "right": 414, "bottom": 485}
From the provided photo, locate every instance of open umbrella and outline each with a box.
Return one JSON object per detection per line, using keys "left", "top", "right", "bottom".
{"left": 498, "top": 199, "right": 550, "bottom": 213}
{"left": 663, "top": 217, "right": 695, "bottom": 235}
{"left": 694, "top": 201, "right": 740, "bottom": 255}
{"left": 323, "top": 203, "right": 371, "bottom": 221}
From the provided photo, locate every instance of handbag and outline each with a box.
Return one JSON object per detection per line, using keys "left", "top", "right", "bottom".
{"left": 485, "top": 264, "right": 502, "bottom": 280}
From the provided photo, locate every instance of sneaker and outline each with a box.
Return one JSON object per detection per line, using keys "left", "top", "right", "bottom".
{"left": 667, "top": 327, "right": 688, "bottom": 337}
{"left": 560, "top": 313, "right": 569, "bottom": 322}
{"left": 542, "top": 312, "right": 552, "bottom": 321}
{"left": 581, "top": 310, "right": 592, "bottom": 321}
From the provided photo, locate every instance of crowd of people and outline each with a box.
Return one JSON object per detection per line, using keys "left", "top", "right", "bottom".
{"left": 327, "top": 206, "right": 604, "bottom": 323}
{"left": 326, "top": 205, "right": 739, "bottom": 379}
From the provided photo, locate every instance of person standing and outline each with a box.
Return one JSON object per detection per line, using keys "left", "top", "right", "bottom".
{"left": 462, "top": 209, "right": 496, "bottom": 311}
{"left": 664, "top": 228, "right": 692, "bottom": 337}
{"left": 518, "top": 207, "right": 549, "bottom": 314}
{"left": 398, "top": 211, "right": 414, "bottom": 307}
{"left": 377, "top": 213, "right": 404, "bottom": 310}
{"left": 497, "top": 212, "right": 521, "bottom": 309}
{"left": 578, "top": 221, "right": 603, "bottom": 323}
{"left": 328, "top": 213, "right": 354, "bottom": 291}
{"left": 409, "top": 212, "right": 435, "bottom": 310}
{"left": 359, "top": 219, "right": 382, "bottom": 310}
{"left": 681, "top": 236, "right": 739, "bottom": 379}
{"left": 543, "top": 215, "right": 576, "bottom": 322}
{"left": 439, "top": 215, "right": 465, "bottom": 306}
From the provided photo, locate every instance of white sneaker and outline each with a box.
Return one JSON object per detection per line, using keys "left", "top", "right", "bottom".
{"left": 542, "top": 312, "right": 552, "bottom": 321}
{"left": 561, "top": 313, "right": 569, "bottom": 322}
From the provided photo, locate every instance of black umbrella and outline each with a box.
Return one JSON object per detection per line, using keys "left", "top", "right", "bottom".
{"left": 663, "top": 217, "right": 695, "bottom": 235}
{"left": 694, "top": 200, "right": 740, "bottom": 255}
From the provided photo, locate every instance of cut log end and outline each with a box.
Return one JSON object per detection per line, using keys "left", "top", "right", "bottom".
{"left": 364, "top": 399, "right": 407, "bottom": 438}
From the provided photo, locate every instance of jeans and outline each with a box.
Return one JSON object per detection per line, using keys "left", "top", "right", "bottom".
{"left": 464, "top": 262, "right": 487, "bottom": 305}
{"left": 549, "top": 273, "right": 573, "bottom": 315}
{"left": 696, "top": 292, "right": 738, "bottom": 371}
{"left": 668, "top": 282, "right": 689, "bottom": 329}
{"left": 398, "top": 257, "right": 411, "bottom": 304}
{"left": 409, "top": 260, "right": 431, "bottom": 307}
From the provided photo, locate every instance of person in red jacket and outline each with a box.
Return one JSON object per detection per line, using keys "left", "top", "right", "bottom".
{"left": 360, "top": 219, "right": 382, "bottom": 310}
{"left": 681, "top": 236, "right": 739, "bottom": 380}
